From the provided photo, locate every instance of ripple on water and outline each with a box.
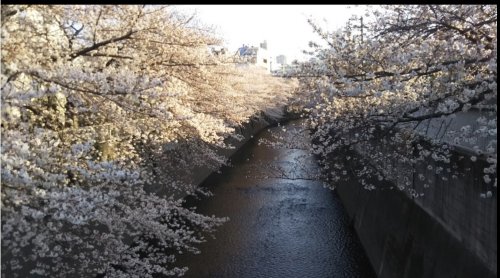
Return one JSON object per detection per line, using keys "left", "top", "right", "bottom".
{"left": 175, "top": 120, "right": 376, "bottom": 278}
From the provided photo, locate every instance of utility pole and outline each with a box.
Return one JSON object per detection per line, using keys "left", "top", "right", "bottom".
{"left": 350, "top": 16, "right": 367, "bottom": 91}
{"left": 361, "top": 16, "right": 366, "bottom": 89}
{"left": 350, "top": 16, "right": 365, "bottom": 45}
{"left": 360, "top": 16, "right": 364, "bottom": 43}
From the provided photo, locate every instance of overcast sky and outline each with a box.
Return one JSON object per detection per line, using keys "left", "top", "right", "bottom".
{"left": 172, "top": 5, "right": 367, "bottom": 63}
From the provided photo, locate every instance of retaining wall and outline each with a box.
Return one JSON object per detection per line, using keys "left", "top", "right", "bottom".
{"left": 145, "top": 109, "right": 284, "bottom": 199}
{"left": 331, "top": 144, "right": 497, "bottom": 278}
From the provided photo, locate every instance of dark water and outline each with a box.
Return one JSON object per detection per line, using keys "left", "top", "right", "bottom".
{"left": 176, "top": 120, "right": 376, "bottom": 278}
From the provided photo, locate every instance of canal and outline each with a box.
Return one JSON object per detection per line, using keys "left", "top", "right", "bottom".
{"left": 175, "top": 120, "right": 376, "bottom": 277}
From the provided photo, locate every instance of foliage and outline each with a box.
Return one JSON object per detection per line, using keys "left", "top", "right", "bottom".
{"left": 1, "top": 5, "right": 296, "bottom": 277}
{"left": 293, "top": 5, "right": 497, "bottom": 195}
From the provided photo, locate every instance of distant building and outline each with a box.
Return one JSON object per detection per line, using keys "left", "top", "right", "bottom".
{"left": 276, "top": 55, "right": 287, "bottom": 65}
{"left": 236, "top": 41, "right": 270, "bottom": 73}
{"left": 260, "top": 40, "right": 268, "bottom": 50}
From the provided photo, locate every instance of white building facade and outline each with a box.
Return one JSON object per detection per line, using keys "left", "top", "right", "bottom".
{"left": 236, "top": 41, "right": 271, "bottom": 73}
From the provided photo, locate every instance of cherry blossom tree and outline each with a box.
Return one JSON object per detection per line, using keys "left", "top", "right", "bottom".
{"left": 1, "top": 5, "right": 296, "bottom": 277}
{"left": 292, "top": 5, "right": 496, "bottom": 194}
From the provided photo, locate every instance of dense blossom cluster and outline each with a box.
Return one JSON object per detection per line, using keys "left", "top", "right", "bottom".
{"left": 293, "top": 5, "right": 496, "bottom": 194}
{"left": 1, "top": 5, "right": 296, "bottom": 277}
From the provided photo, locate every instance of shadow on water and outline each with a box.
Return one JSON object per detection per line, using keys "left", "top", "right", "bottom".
{"left": 174, "top": 120, "right": 377, "bottom": 278}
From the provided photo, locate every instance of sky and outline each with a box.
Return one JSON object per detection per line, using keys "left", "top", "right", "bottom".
{"left": 172, "top": 5, "right": 367, "bottom": 64}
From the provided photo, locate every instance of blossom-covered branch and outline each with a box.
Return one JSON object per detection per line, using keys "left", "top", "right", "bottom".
{"left": 292, "top": 5, "right": 496, "bottom": 194}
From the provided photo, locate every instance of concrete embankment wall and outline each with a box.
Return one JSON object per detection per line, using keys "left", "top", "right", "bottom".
{"left": 146, "top": 108, "right": 284, "bottom": 199}
{"left": 187, "top": 110, "right": 282, "bottom": 188}
{"left": 332, "top": 145, "right": 497, "bottom": 278}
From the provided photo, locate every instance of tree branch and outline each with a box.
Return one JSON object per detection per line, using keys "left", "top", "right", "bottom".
{"left": 69, "top": 30, "right": 137, "bottom": 60}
